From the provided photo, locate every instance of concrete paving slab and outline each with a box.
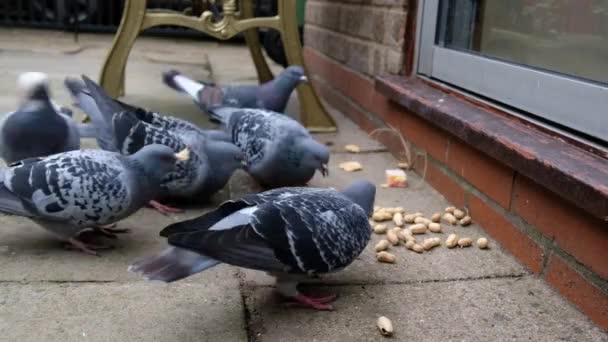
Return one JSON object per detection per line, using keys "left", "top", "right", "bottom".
{"left": 0, "top": 200, "right": 236, "bottom": 282}
{"left": 313, "top": 106, "right": 386, "bottom": 153}
{"left": 241, "top": 152, "right": 526, "bottom": 287}
{"left": 0, "top": 281, "right": 246, "bottom": 342}
{"left": 245, "top": 277, "right": 607, "bottom": 342}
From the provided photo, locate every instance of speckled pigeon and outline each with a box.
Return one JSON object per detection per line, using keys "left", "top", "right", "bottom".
{"left": 129, "top": 180, "right": 376, "bottom": 310}
{"left": 204, "top": 106, "right": 329, "bottom": 188}
{"left": 0, "top": 72, "right": 81, "bottom": 164}
{"left": 162, "top": 65, "right": 308, "bottom": 114}
{"left": 0, "top": 144, "right": 188, "bottom": 255}
{"left": 64, "top": 75, "right": 244, "bottom": 214}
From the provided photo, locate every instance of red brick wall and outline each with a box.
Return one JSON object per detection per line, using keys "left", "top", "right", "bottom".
{"left": 304, "top": 2, "right": 608, "bottom": 329}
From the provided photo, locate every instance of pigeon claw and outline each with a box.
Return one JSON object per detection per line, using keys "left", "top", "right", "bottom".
{"left": 286, "top": 294, "right": 337, "bottom": 311}
{"left": 65, "top": 238, "right": 113, "bottom": 256}
{"left": 147, "top": 200, "right": 185, "bottom": 215}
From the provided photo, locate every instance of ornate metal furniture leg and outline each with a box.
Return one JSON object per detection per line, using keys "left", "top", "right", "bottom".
{"left": 98, "top": 0, "right": 336, "bottom": 131}
{"left": 99, "top": 0, "right": 147, "bottom": 98}
{"left": 240, "top": 0, "right": 274, "bottom": 83}
{"left": 278, "top": 0, "right": 336, "bottom": 132}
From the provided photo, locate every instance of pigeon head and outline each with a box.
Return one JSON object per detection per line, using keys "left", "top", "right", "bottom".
{"left": 342, "top": 180, "right": 376, "bottom": 217}
{"left": 130, "top": 144, "right": 189, "bottom": 183}
{"left": 297, "top": 138, "right": 330, "bottom": 177}
{"left": 16, "top": 72, "right": 51, "bottom": 105}
{"left": 205, "top": 140, "right": 246, "bottom": 176}
{"left": 275, "top": 66, "right": 308, "bottom": 91}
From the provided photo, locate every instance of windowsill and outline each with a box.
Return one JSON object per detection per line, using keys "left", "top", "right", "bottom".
{"left": 375, "top": 75, "right": 608, "bottom": 221}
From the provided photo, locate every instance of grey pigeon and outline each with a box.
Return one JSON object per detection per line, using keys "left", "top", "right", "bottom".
{"left": 129, "top": 180, "right": 376, "bottom": 310}
{"left": 205, "top": 106, "right": 329, "bottom": 188}
{"left": 64, "top": 76, "right": 244, "bottom": 214}
{"left": 0, "top": 72, "right": 81, "bottom": 164}
{"left": 162, "top": 65, "right": 308, "bottom": 114}
{"left": 0, "top": 144, "right": 188, "bottom": 255}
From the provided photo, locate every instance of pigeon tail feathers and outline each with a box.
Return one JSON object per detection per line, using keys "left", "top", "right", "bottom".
{"left": 162, "top": 70, "right": 205, "bottom": 100}
{"left": 0, "top": 182, "right": 34, "bottom": 217}
{"left": 128, "top": 246, "right": 219, "bottom": 282}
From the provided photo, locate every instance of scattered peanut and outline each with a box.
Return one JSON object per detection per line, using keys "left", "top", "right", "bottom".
{"left": 373, "top": 211, "right": 393, "bottom": 222}
{"left": 374, "top": 239, "right": 391, "bottom": 252}
{"left": 460, "top": 216, "right": 472, "bottom": 226}
{"left": 457, "top": 237, "right": 473, "bottom": 248}
{"left": 453, "top": 209, "right": 465, "bottom": 219}
{"left": 405, "top": 240, "right": 416, "bottom": 250}
{"left": 376, "top": 251, "right": 396, "bottom": 263}
{"left": 431, "top": 213, "right": 441, "bottom": 222}
{"left": 397, "top": 230, "right": 414, "bottom": 242}
{"left": 393, "top": 212, "right": 404, "bottom": 227}
{"left": 442, "top": 213, "right": 458, "bottom": 225}
{"left": 445, "top": 206, "right": 456, "bottom": 213}
{"left": 412, "top": 244, "right": 424, "bottom": 253}
{"left": 445, "top": 234, "right": 459, "bottom": 248}
{"left": 414, "top": 212, "right": 424, "bottom": 217}
{"left": 422, "top": 237, "right": 441, "bottom": 250}
{"left": 338, "top": 161, "right": 363, "bottom": 172}
{"left": 380, "top": 184, "right": 389, "bottom": 188}
{"left": 403, "top": 214, "right": 417, "bottom": 223}
{"left": 414, "top": 217, "right": 432, "bottom": 226}
{"left": 398, "top": 162, "right": 410, "bottom": 169}
{"left": 373, "top": 224, "right": 388, "bottom": 234}
{"left": 409, "top": 224, "right": 427, "bottom": 234}
{"left": 477, "top": 237, "right": 489, "bottom": 249}
{"left": 428, "top": 222, "right": 442, "bottom": 233}
{"left": 377, "top": 316, "right": 394, "bottom": 336}
{"left": 374, "top": 206, "right": 380, "bottom": 212}
{"left": 344, "top": 144, "right": 361, "bottom": 153}
{"left": 386, "top": 229, "right": 401, "bottom": 245}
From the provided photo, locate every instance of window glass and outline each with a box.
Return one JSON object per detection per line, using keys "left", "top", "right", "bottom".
{"left": 437, "top": 0, "right": 608, "bottom": 86}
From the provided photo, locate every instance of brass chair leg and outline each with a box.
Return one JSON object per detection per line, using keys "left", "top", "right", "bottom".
{"left": 240, "top": 0, "right": 274, "bottom": 83}
{"left": 99, "top": 0, "right": 147, "bottom": 98}
{"left": 277, "top": 0, "right": 336, "bottom": 132}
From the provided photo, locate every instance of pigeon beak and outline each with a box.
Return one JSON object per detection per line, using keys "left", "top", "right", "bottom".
{"left": 299, "top": 75, "right": 309, "bottom": 83}
{"left": 319, "top": 164, "right": 329, "bottom": 177}
{"left": 174, "top": 148, "right": 190, "bottom": 161}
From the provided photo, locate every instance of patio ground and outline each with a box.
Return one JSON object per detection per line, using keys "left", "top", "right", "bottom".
{"left": 0, "top": 29, "right": 605, "bottom": 341}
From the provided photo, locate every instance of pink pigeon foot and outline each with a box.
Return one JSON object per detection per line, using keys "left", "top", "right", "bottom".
{"left": 147, "top": 200, "right": 184, "bottom": 215}
{"left": 285, "top": 293, "right": 338, "bottom": 311}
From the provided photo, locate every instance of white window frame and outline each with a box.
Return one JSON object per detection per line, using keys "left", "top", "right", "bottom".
{"left": 417, "top": 0, "right": 608, "bottom": 142}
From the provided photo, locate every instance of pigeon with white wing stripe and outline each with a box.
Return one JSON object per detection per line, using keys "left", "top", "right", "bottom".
{"left": 0, "top": 72, "right": 82, "bottom": 164}
{"left": 0, "top": 144, "right": 188, "bottom": 255}
{"left": 205, "top": 106, "right": 330, "bottom": 188}
{"left": 162, "top": 66, "right": 308, "bottom": 114}
{"left": 129, "top": 180, "right": 375, "bottom": 310}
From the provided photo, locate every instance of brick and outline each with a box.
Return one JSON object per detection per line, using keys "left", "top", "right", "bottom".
{"left": 393, "top": 108, "right": 449, "bottom": 163}
{"left": 416, "top": 161, "right": 466, "bottom": 209}
{"left": 470, "top": 195, "right": 545, "bottom": 274}
{"left": 513, "top": 176, "right": 608, "bottom": 279}
{"left": 386, "top": 49, "right": 404, "bottom": 74}
{"left": 304, "top": 47, "right": 376, "bottom": 112}
{"left": 545, "top": 254, "right": 608, "bottom": 329}
{"left": 446, "top": 140, "right": 514, "bottom": 209}
{"left": 383, "top": 9, "right": 407, "bottom": 48}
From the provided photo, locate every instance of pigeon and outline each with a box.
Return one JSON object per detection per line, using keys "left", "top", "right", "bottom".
{"left": 0, "top": 72, "right": 81, "bottom": 164}
{"left": 162, "top": 65, "right": 308, "bottom": 114}
{"left": 129, "top": 180, "right": 376, "bottom": 310}
{"left": 204, "top": 106, "right": 329, "bottom": 188}
{"left": 0, "top": 144, "right": 189, "bottom": 255}
{"left": 64, "top": 76, "right": 244, "bottom": 214}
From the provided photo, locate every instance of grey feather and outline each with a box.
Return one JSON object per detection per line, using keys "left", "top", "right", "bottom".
{"left": 0, "top": 144, "right": 180, "bottom": 241}
{"left": 0, "top": 72, "right": 80, "bottom": 164}
{"left": 129, "top": 180, "right": 376, "bottom": 283}
{"left": 66, "top": 75, "right": 245, "bottom": 201}
{"left": 163, "top": 66, "right": 307, "bottom": 113}
{"left": 207, "top": 107, "right": 330, "bottom": 187}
